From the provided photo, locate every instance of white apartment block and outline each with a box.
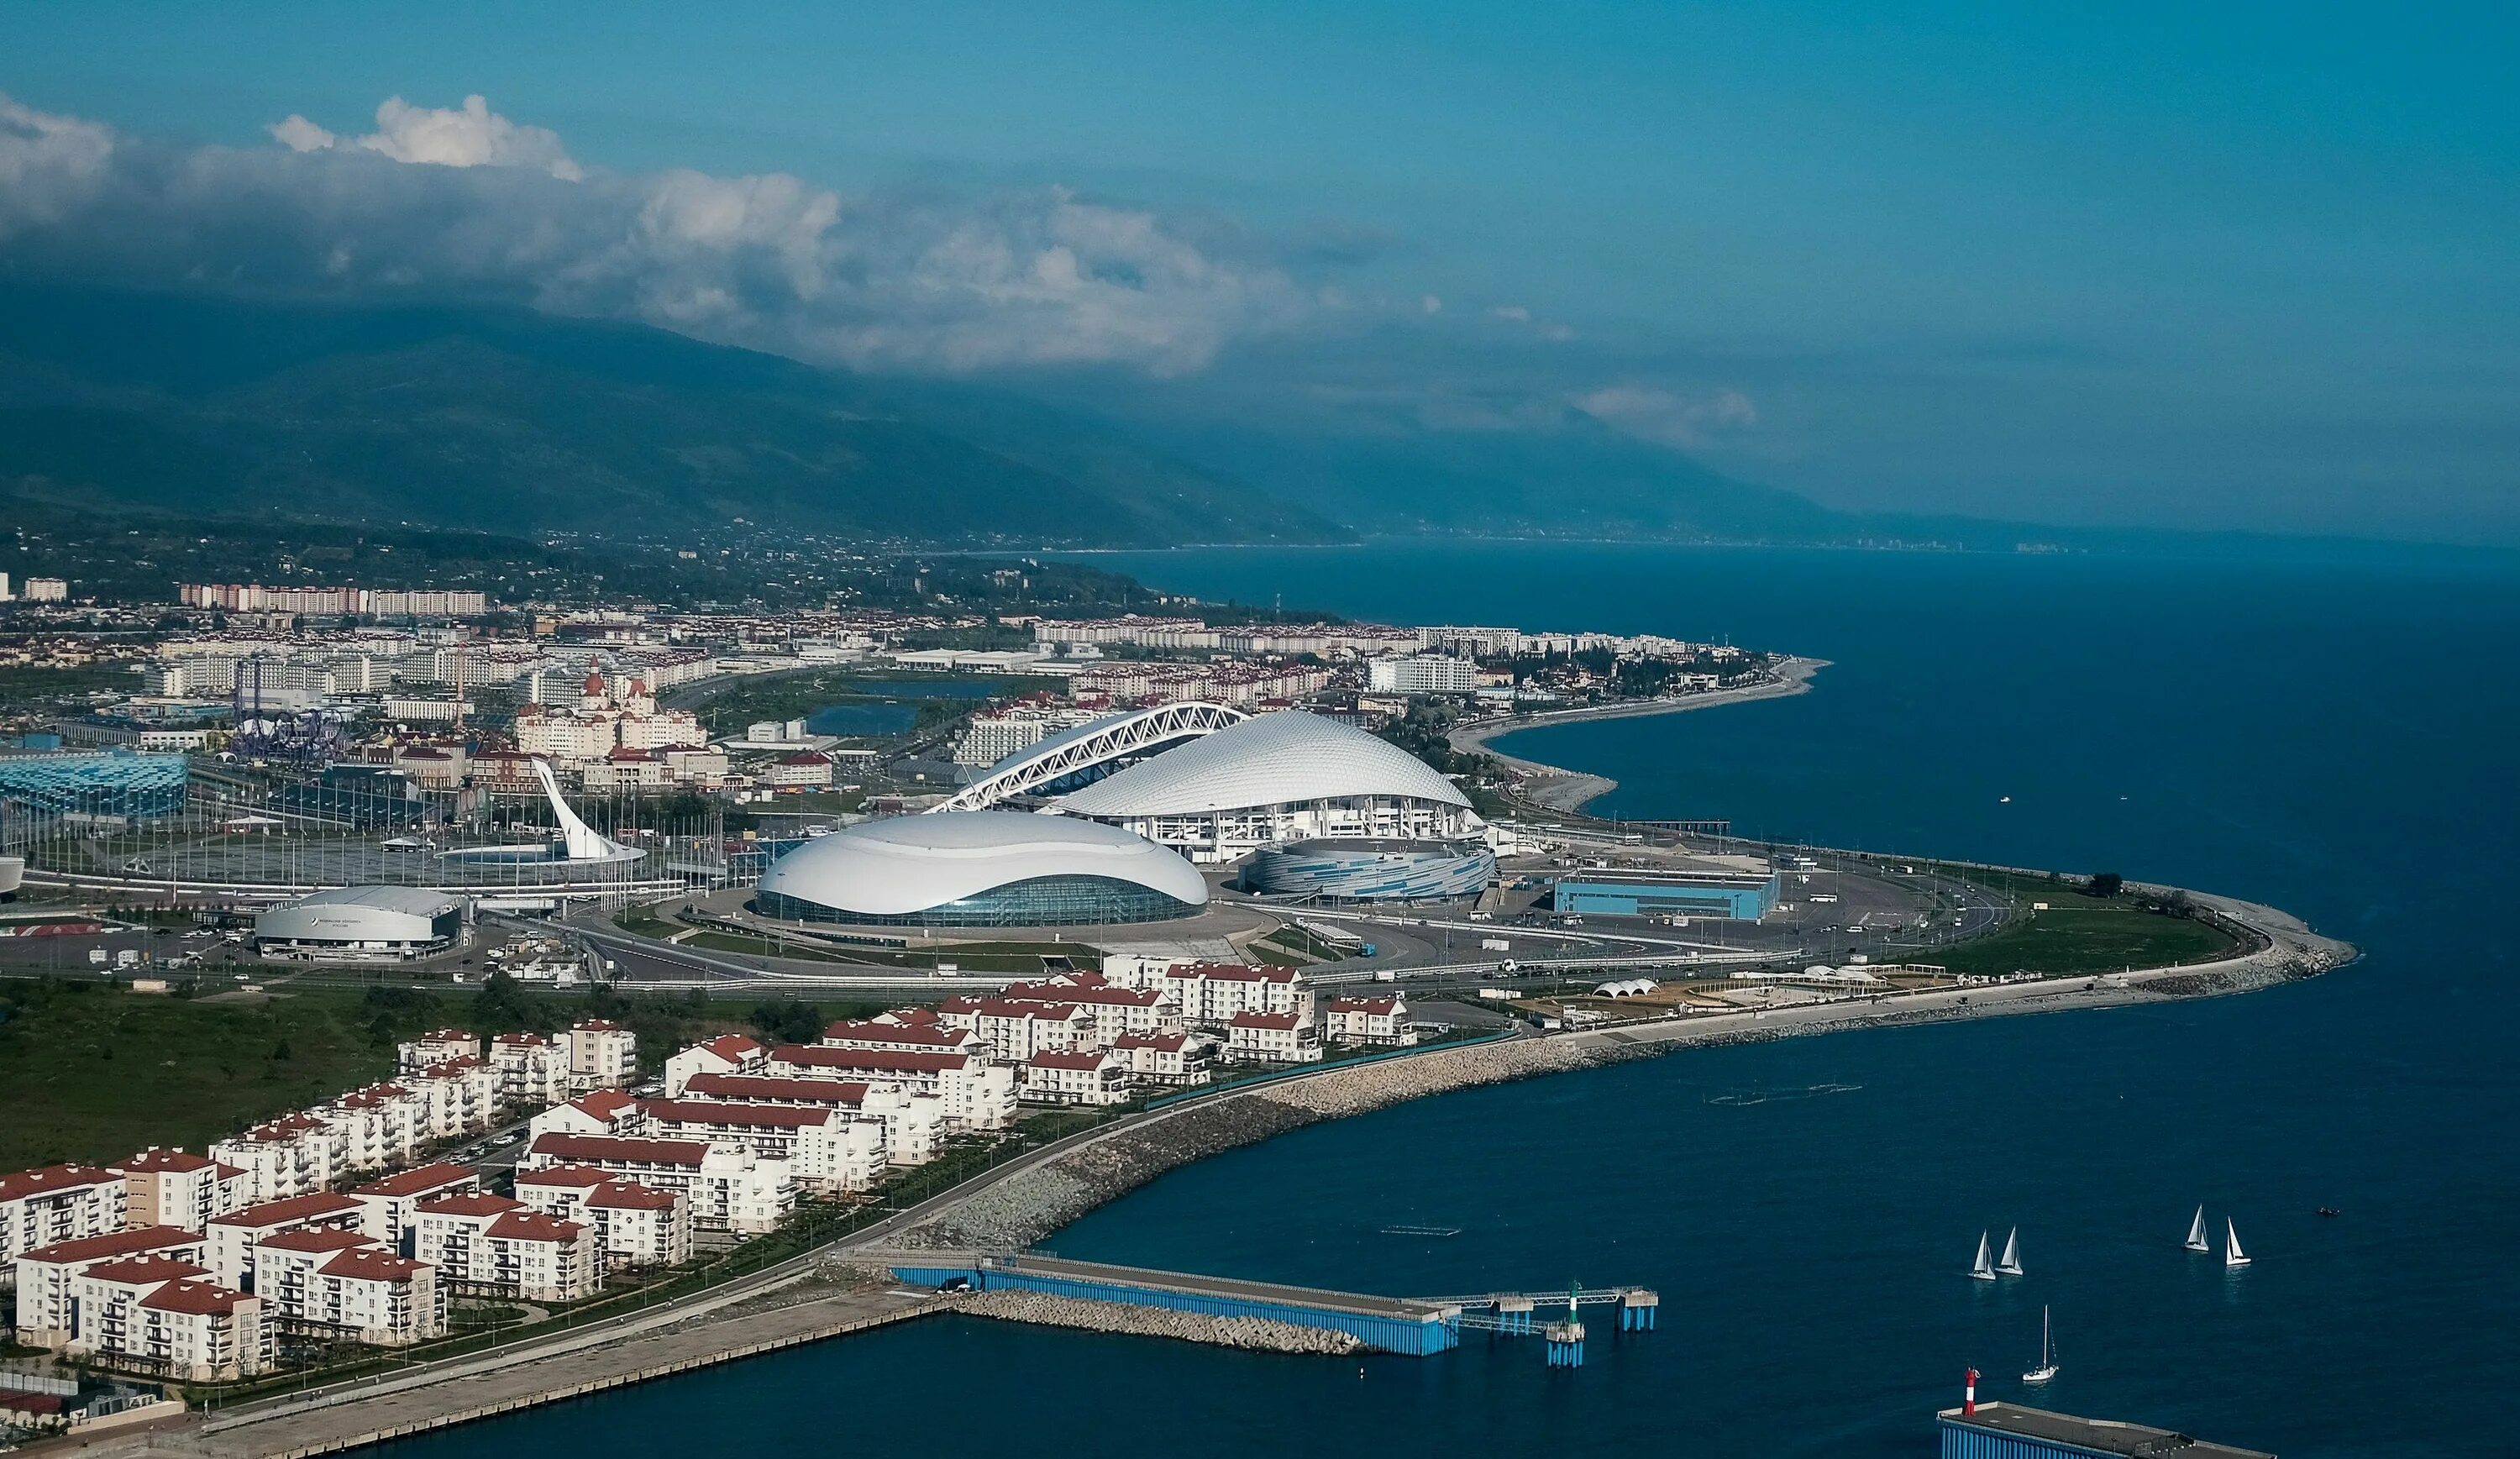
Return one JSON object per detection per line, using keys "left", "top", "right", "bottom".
{"left": 349, "top": 1163, "right": 481, "bottom": 1249}
{"left": 0, "top": 1165, "right": 128, "bottom": 1266}
{"left": 634, "top": 1099, "right": 887, "bottom": 1194}
{"left": 519, "top": 1134, "right": 795, "bottom": 1236}
{"left": 13, "top": 1228, "right": 208, "bottom": 1347}
{"left": 764, "top": 1046, "right": 1018, "bottom": 1131}
{"left": 1322, "top": 996, "right": 1418, "bottom": 1047}
{"left": 404, "top": 1056, "right": 501, "bottom": 1138}
{"left": 663, "top": 1032, "right": 766, "bottom": 1096}
{"left": 512, "top": 1168, "right": 692, "bottom": 1272}
{"left": 396, "top": 1029, "right": 481, "bottom": 1073}
{"left": 996, "top": 977, "right": 1182, "bottom": 1042}
{"left": 679, "top": 1073, "right": 946, "bottom": 1168}
{"left": 528, "top": 1089, "right": 646, "bottom": 1141}
{"left": 210, "top": 1115, "right": 339, "bottom": 1204}
{"left": 318, "top": 1084, "right": 428, "bottom": 1174}
{"left": 1226, "top": 1012, "right": 1323, "bottom": 1064}
{"left": 64, "top": 1259, "right": 269, "bottom": 1380}
{"left": 1110, "top": 1031, "right": 1216, "bottom": 1087}
{"left": 489, "top": 1033, "right": 572, "bottom": 1108}
{"left": 565, "top": 1020, "right": 640, "bottom": 1091}
{"left": 1103, "top": 959, "right": 1315, "bottom": 1031}
{"left": 1021, "top": 1050, "right": 1131, "bottom": 1106}
{"left": 1367, "top": 654, "right": 1478, "bottom": 695}
{"left": 937, "top": 1000, "right": 1097, "bottom": 1063}
{"left": 62, "top": 1254, "right": 213, "bottom": 1357}
{"left": 207, "top": 1193, "right": 364, "bottom": 1292}
{"left": 113, "top": 1150, "right": 251, "bottom": 1231}
{"left": 412, "top": 1194, "right": 595, "bottom": 1304}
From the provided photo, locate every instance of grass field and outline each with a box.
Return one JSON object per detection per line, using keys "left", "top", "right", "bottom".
{"left": 1932, "top": 879, "right": 2239, "bottom": 976}
{"left": 0, "top": 977, "right": 757, "bottom": 1169}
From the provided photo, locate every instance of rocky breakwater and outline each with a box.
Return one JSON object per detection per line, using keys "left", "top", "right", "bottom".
{"left": 941, "top": 1288, "right": 1365, "bottom": 1355}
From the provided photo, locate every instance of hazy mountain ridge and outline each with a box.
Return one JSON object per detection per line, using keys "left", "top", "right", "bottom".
{"left": 0, "top": 289, "right": 1351, "bottom": 548}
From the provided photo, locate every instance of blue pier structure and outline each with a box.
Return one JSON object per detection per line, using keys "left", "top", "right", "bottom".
{"left": 1936, "top": 1402, "right": 2275, "bottom": 1459}
{"left": 887, "top": 1253, "right": 1662, "bottom": 1368}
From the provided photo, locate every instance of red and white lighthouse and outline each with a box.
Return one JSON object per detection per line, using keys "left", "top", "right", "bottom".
{"left": 1964, "top": 1367, "right": 1980, "bottom": 1416}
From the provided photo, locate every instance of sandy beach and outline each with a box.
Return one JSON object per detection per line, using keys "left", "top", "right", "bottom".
{"left": 1450, "top": 656, "right": 1830, "bottom": 811}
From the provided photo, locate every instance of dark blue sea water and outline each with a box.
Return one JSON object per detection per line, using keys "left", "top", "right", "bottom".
{"left": 399, "top": 542, "right": 2520, "bottom": 1457}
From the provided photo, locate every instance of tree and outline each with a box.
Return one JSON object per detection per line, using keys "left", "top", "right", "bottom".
{"left": 2086, "top": 872, "right": 2124, "bottom": 899}
{"left": 471, "top": 968, "right": 539, "bottom": 1031}
{"left": 749, "top": 997, "right": 825, "bottom": 1046}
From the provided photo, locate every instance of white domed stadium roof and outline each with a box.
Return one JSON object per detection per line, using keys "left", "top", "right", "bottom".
{"left": 1054, "top": 710, "right": 1469, "bottom": 817}
{"left": 756, "top": 811, "right": 1207, "bottom": 919}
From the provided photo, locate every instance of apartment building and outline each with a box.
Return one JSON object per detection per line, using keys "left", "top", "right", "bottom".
{"left": 395, "top": 1029, "right": 481, "bottom": 1073}
{"left": 1021, "top": 1050, "right": 1131, "bottom": 1106}
{"left": 113, "top": 1150, "right": 250, "bottom": 1231}
{"left": 517, "top": 1133, "right": 795, "bottom": 1235}
{"left": 565, "top": 1020, "right": 639, "bottom": 1091}
{"left": 678, "top": 1073, "right": 946, "bottom": 1167}
{"left": 528, "top": 1089, "right": 646, "bottom": 1140}
{"left": 349, "top": 1163, "right": 481, "bottom": 1250}
{"left": 936, "top": 1000, "right": 1098, "bottom": 1063}
{"left": 663, "top": 1032, "right": 766, "bottom": 1096}
{"left": 763, "top": 1046, "right": 1018, "bottom": 1131}
{"left": 634, "top": 1099, "right": 887, "bottom": 1194}
{"left": 1110, "top": 1031, "right": 1216, "bottom": 1088}
{"left": 207, "top": 1193, "right": 364, "bottom": 1292}
{"left": 210, "top": 1115, "right": 339, "bottom": 1203}
{"left": 13, "top": 1228, "right": 208, "bottom": 1347}
{"left": 412, "top": 1194, "right": 595, "bottom": 1304}
{"left": 816, "top": 1019, "right": 987, "bottom": 1058}
{"left": 1225, "top": 1011, "right": 1324, "bottom": 1064}
{"left": 0, "top": 1165, "right": 129, "bottom": 1266}
{"left": 1322, "top": 996, "right": 1418, "bottom": 1047}
{"left": 512, "top": 1168, "right": 692, "bottom": 1272}
{"left": 488, "top": 1033, "right": 571, "bottom": 1108}
{"left": 404, "top": 1056, "right": 501, "bottom": 1138}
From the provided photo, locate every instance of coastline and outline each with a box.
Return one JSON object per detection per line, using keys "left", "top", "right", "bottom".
{"left": 1449, "top": 656, "right": 1830, "bottom": 813}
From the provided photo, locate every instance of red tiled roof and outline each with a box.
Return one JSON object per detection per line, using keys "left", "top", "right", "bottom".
{"left": 486, "top": 1210, "right": 585, "bottom": 1244}
{"left": 1228, "top": 1011, "right": 1303, "bottom": 1030}
{"left": 1327, "top": 997, "right": 1403, "bottom": 1016}
{"left": 114, "top": 1148, "right": 218, "bottom": 1174}
{"left": 571, "top": 1019, "right": 626, "bottom": 1032}
{"left": 692, "top": 1033, "right": 764, "bottom": 1061}
{"left": 212, "top": 1193, "right": 361, "bottom": 1228}
{"left": 681, "top": 1073, "right": 870, "bottom": 1106}
{"left": 1112, "top": 1031, "right": 1192, "bottom": 1052}
{"left": 641, "top": 1099, "right": 832, "bottom": 1130}
{"left": 418, "top": 1055, "right": 491, "bottom": 1076}
{"left": 139, "top": 1278, "right": 253, "bottom": 1316}
{"left": 514, "top": 1164, "right": 612, "bottom": 1189}
{"left": 322, "top": 1247, "right": 428, "bottom": 1281}
{"left": 822, "top": 1020, "right": 972, "bottom": 1046}
{"left": 415, "top": 1192, "right": 526, "bottom": 1219}
{"left": 528, "top": 1132, "right": 714, "bottom": 1166}
{"left": 353, "top": 1162, "right": 480, "bottom": 1198}
{"left": 255, "top": 1227, "right": 375, "bottom": 1255}
{"left": 771, "top": 1045, "right": 967, "bottom": 1074}
{"left": 0, "top": 1163, "right": 122, "bottom": 1202}
{"left": 586, "top": 1182, "right": 680, "bottom": 1212}
{"left": 564, "top": 1090, "right": 638, "bottom": 1120}
{"left": 75, "top": 1256, "right": 210, "bottom": 1286}
{"left": 18, "top": 1227, "right": 204, "bottom": 1265}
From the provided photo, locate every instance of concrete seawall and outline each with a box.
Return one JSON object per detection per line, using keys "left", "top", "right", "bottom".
{"left": 941, "top": 1289, "right": 1366, "bottom": 1355}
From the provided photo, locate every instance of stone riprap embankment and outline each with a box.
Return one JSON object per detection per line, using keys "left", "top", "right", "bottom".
{"left": 941, "top": 1288, "right": 1364, "bottom": 1355}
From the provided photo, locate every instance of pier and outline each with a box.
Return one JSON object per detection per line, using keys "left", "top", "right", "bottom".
{"left": 879, "top": 1251, "right": 1657, "bottom": 1364}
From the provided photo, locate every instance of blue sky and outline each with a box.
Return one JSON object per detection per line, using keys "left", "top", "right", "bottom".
{"left": 3, "top": 2, "right": 2513, "bottom": 543}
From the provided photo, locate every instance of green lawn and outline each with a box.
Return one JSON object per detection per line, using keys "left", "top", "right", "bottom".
{"left": 0, "top": 978, "right": 756, "bottom": 1168}
{"left": 1933, "top": 884, "right": 2238, "bottom": 977}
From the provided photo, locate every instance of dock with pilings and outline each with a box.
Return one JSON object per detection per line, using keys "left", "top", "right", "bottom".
{"left": 874, "top": 1249, "right": 1657, "bottom": 1366}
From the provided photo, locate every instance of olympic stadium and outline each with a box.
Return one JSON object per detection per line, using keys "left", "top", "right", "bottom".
{"left": 753, "top": 811, "right": 1209, "bottom": 927}
{"left": 1242, "top": 837, "right": 1497, "bottom": 902}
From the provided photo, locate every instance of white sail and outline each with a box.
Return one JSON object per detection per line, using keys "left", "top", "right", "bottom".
{"left": 1996, "top": 1226, "right": 2023, "bottom": 1275}
{"left": 2185, "top": 1204, "right": 2209, "bottom": 1252}
{"left": 2224, "top": 1217, "right": 2250, "bottom": 1267}
{"left": 1971, "top": 1230, "right": 1997, "bottom": 1280}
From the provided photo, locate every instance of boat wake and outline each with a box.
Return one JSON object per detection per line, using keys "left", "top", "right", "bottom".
{"left": 1704, "top": 1081, "right": 1865, "bottom": 1107}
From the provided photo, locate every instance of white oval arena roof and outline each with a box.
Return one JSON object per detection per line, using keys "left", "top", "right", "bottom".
{"left": 1054, "top": 710, "right": 1469, "bottom": 817}
{"left": 756, "top": 811, "right": 1208, "bottom": 917}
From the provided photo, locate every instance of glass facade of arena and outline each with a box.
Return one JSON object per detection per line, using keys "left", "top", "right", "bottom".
{"left": 757, "top": 874, "right": 1202, "bottom": 928}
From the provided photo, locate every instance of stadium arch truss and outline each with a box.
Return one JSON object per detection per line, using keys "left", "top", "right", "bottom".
{"left": 934, "top": 701, "right": 1247, "bottom": 812}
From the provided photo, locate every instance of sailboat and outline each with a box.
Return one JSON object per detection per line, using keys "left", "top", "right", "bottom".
{"left": 1970, "top": 1230, "right": 1998, "bottom": 1281}
{"left": 2023, "top": 1306, "right": 2060, "bottom": 1384}
{"left": 1995, "top": 1226, "right": 2024, "bottom": 1277}
{"left": 2224, "top": 1218, "right": 2251, "bottom": 1268}
{"left": 2184, "top": 1205, "right": 2210, "bottom": 1252}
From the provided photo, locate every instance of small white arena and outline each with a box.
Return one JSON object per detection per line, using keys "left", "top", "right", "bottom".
{"left": 1053, "top": 711, "right": 1478, "bottom": 863}
{"left": 754, "top": 811, "right": 1209, "bottom": 927}
{"left": 255, "top": 886, "right": 467, "bottom": 961}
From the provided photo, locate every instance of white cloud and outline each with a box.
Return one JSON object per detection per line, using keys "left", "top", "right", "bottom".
{"left": 1490, "top": 303, "right": 1530, "bottom": 321}
{"left": 1575, "top": 386, "right": 1757, "bottom": 448}
{"left": 0, "top": 90, "right": 1305, "bottom": 376}
{"left": 270, "top": 95, "right": 582, "bottom": 180}
{"left": 0, "top": 93, "right": 115, "bottom": 239}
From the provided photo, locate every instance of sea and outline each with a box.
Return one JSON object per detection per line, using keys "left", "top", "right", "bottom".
{"left": 396, "top": 540, "right": 2520, "bottom": 1457}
